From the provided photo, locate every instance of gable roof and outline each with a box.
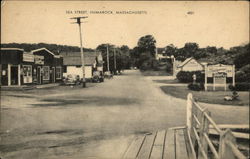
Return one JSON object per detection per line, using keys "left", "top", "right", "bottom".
{"left": 178, "top": 57, "right": 204, "bottom": 68}
{"left": 31, "top": 48, "right": 56, "bottom": 56}
{"left": 178, "top": 57, "right": 193, "bottom": 68}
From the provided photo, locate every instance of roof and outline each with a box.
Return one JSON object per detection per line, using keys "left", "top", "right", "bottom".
{"left": 60, "top": 51, "right": 100, "bottom": 57}
{"left": 63, "top": 56, "right": 96, "bottom": 66}
{"left": 0, "top": 48, "right": 24, "bottom": 51}
{"left": 31, "top": 48, "right": 56, "bottom": 56}
{"left": 178, "top": 57, "right": 193, "bottom": 68}
{"left": 61, "top": 51, "right": 102, "bottom": 66}
{"left": 178, "top": 57, "right": 204, "bottom": 68}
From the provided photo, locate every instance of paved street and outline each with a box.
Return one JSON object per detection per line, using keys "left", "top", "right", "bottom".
{"left": 0, "top": 70, "right": 249, "bottom": 159}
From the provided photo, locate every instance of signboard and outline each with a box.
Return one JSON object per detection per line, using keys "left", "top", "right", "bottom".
{"left": 34, "top": 55, "right": 44, "bottom": 65}
{"left": 23, "top": 54, "right": 34, "bottom": 62}
{"left": 205, "top": 64, "right": 235, "bottom": 91}
{"left": 207, "top": 64, "right": 233, "bottom": 77}
{"left": 214, "top": 72, "right": 226, "bottom": 84}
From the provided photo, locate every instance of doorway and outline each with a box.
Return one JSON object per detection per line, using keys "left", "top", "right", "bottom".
{"left": 37, "top": 67, "right": 42, "bottom": 84}
{"left": 10, "top": 66, "right": 18, "bottom": 85}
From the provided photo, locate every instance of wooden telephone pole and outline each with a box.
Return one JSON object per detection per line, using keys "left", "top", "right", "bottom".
{"left": 70, "top": 16, "right": 88, "bottom": 87}
{"left": 113, "top": 48, "right": 117, "bottom": 74}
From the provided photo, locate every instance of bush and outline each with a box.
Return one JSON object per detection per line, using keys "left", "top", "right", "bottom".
{"left": 229, "top": 83, "right": 250, "bottom": 91}
{"left": 188, "top": 83, "right": 204, "bottom": 91}
{"left": 177, "top": 71, "right": 205, "bottom": 83}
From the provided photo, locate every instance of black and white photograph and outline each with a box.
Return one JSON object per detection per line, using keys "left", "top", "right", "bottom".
{"left": 0, "top": 1, "right": 249, "bottom": 159}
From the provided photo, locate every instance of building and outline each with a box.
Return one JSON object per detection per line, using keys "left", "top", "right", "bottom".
{"left": 0, "top": 48, "right": 63, "bottom": 86}
{"left": 31, "top": 48, "right": 63, "bottom": 84}
{"left": 61, "top": 51, "right": 103, "bottom": 80}
{"left": 175, "top": 57, "right": 205, "bottom": 74}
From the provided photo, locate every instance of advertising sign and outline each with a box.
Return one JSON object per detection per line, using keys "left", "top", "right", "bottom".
{"left": 213, "top": 72, "right": 226, "bottom": 85}
{"left": 207, "top": 64, "right": 233, "bottom": 77}
{"left": 205, "top": 64, "right": 235, "bottom": 91}
{"left": 34, "top": 55, "right": 44, "bottom": 65}
{"left": 23, "top": 54, "right": 34, "bottom": 62}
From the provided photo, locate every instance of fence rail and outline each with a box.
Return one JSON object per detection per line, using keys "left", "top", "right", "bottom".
{"left": 186, "top": 93, "right": 248, "bottom": 159}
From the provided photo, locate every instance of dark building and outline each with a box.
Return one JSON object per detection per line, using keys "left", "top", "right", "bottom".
{"left": 0, "top": 48, "right": 63, "bottom": 86}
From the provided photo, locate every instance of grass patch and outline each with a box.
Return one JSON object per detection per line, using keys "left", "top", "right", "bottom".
{"left": 160, "top": 86, "right": 249, "bottom": 106}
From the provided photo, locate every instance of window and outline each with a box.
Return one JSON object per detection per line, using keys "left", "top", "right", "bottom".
{"left": 56, "top": 67, "right": 62, "bottom": 79}
{"left": 23, "top": 65, "right": 33, "bottom": 83}
{"left": 43, "top": 66, "right": 50, "bottom": 80}
{"left": 23, "top": 65, "right": 32, "bottom": 76}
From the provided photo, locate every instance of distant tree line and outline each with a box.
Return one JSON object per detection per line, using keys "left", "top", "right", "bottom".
{"left": 1, "top": 43, "right": 94, "bottom": 54}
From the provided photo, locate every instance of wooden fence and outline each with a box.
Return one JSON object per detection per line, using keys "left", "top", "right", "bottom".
{"left": 186, "top": 93, "right": 247, "bottom": 159}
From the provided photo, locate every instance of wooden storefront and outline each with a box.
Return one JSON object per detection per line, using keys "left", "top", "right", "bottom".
{"left": 0, "top": 48, "right": 23, "bottom": 86}
{"left": 31, "top": 48, "right": 63, "bottom": 84}
{"left": 0, "top": 48, "right": 63, "bottom": 86}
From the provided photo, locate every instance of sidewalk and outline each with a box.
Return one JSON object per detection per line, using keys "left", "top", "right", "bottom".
{"left": 1, "top": 83, "right": 60, "bottom": 91}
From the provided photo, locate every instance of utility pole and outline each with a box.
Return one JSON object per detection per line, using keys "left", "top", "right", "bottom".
{"left": 106, "top": 45, "right": 110, "bottom": 72}
{"left": 113, "top": 48, "right": 117, "bottom": 75}
{"left": 70, "top": 16, "right": 88, "bottom": 87}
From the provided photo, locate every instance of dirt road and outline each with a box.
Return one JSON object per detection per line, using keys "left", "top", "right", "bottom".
{"left": 0, "top": 70, "right": 248, "bottom": 159}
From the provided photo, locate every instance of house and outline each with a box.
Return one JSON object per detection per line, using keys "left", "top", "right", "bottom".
{"left": 61, "top": 51, "right": 103, "bottom": 80}
{"left": 0, "top": 48, "right": 63, "bottom": 86}
{"left": 175, "top": 57, "right": 205, "bottom": 74}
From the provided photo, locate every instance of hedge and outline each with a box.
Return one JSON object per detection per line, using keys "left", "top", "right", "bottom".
{"left": 228, "top": 83, "right": 250, "bottom": 91}
{"left": 176, "top": 71, "right": 205, "bottom": 83}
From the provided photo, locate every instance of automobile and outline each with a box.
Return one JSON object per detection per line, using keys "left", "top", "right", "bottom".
{"left": 104, "top": 71, "right": 113, "bottom": 79}
{"left": 63, "top": 74, "right": 81, "bottom": 85}
{"left": 92, "top": 71, "right": 104, "bottom": 83}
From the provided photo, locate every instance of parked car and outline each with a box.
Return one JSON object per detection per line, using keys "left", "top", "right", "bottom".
{"left": 63, "top": 74, "right": 81, "bottom": 85}
{"left": 104, "top": 71, "right": 113, "bottom": 79}
{"left": 92, "top": 71, "right": 104, "bottom": 83}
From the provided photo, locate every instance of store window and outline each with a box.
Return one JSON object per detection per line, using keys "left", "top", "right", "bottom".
{"left": 56, "top": 67, "right": 62, "bottom": 79}
{"left": 23, "top": 65, "right": 33, "bottom": 83}
{"left": 43, "top": 66, "right": 50, "bottom": 80}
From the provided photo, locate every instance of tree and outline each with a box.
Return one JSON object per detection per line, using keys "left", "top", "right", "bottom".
{"left": 96, "top": 44, "right": 132, "bottom": 73}
{"left": 137, "top": 35, "right": 156, "bottom": 56}
{"left": 164, "top": 44, "right": 177, "bottom": 56}
{"left": 183, "top": 42, "right": 199, "bottom": 58}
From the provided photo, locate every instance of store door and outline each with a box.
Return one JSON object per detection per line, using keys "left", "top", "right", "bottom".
{"left": 52, "top": 67, "right": 56, "bottom": 83}
{"left": 10, "top": 66, "right": 18, "bottom": 85}
{"left": 37, "top": 67, "right": 42, "bottom": 84}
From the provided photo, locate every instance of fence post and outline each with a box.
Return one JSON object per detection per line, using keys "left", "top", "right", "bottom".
{"left": 219, "top": 129, "right": 237, "bottom": 159}
{"left": 187, "top": 93, "right": 193, "bottom": 132}
{"left": 198, "top": 110, "right": 209, "bottom": 159}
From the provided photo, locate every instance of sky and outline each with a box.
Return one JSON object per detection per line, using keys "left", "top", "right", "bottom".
{"left": 1, "top": 1, "right": 249, "bottom": 49}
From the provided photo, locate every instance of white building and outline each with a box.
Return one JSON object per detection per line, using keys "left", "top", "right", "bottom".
{"left": 61, "top": 51, "right": 103, "bottom": 79}
{"left": 175, "top": 57, "right": 205, "bottom": 74}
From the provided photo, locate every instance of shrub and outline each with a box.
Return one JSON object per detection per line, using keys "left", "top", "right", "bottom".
{"left": 177, "top": 71, "right": 205, "bottom": 83}
{"left": 188, "top": 83, "right": 204, "bottom": 91}
{"left": 229, "top": 83, "right": 250, "bottom": 91}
